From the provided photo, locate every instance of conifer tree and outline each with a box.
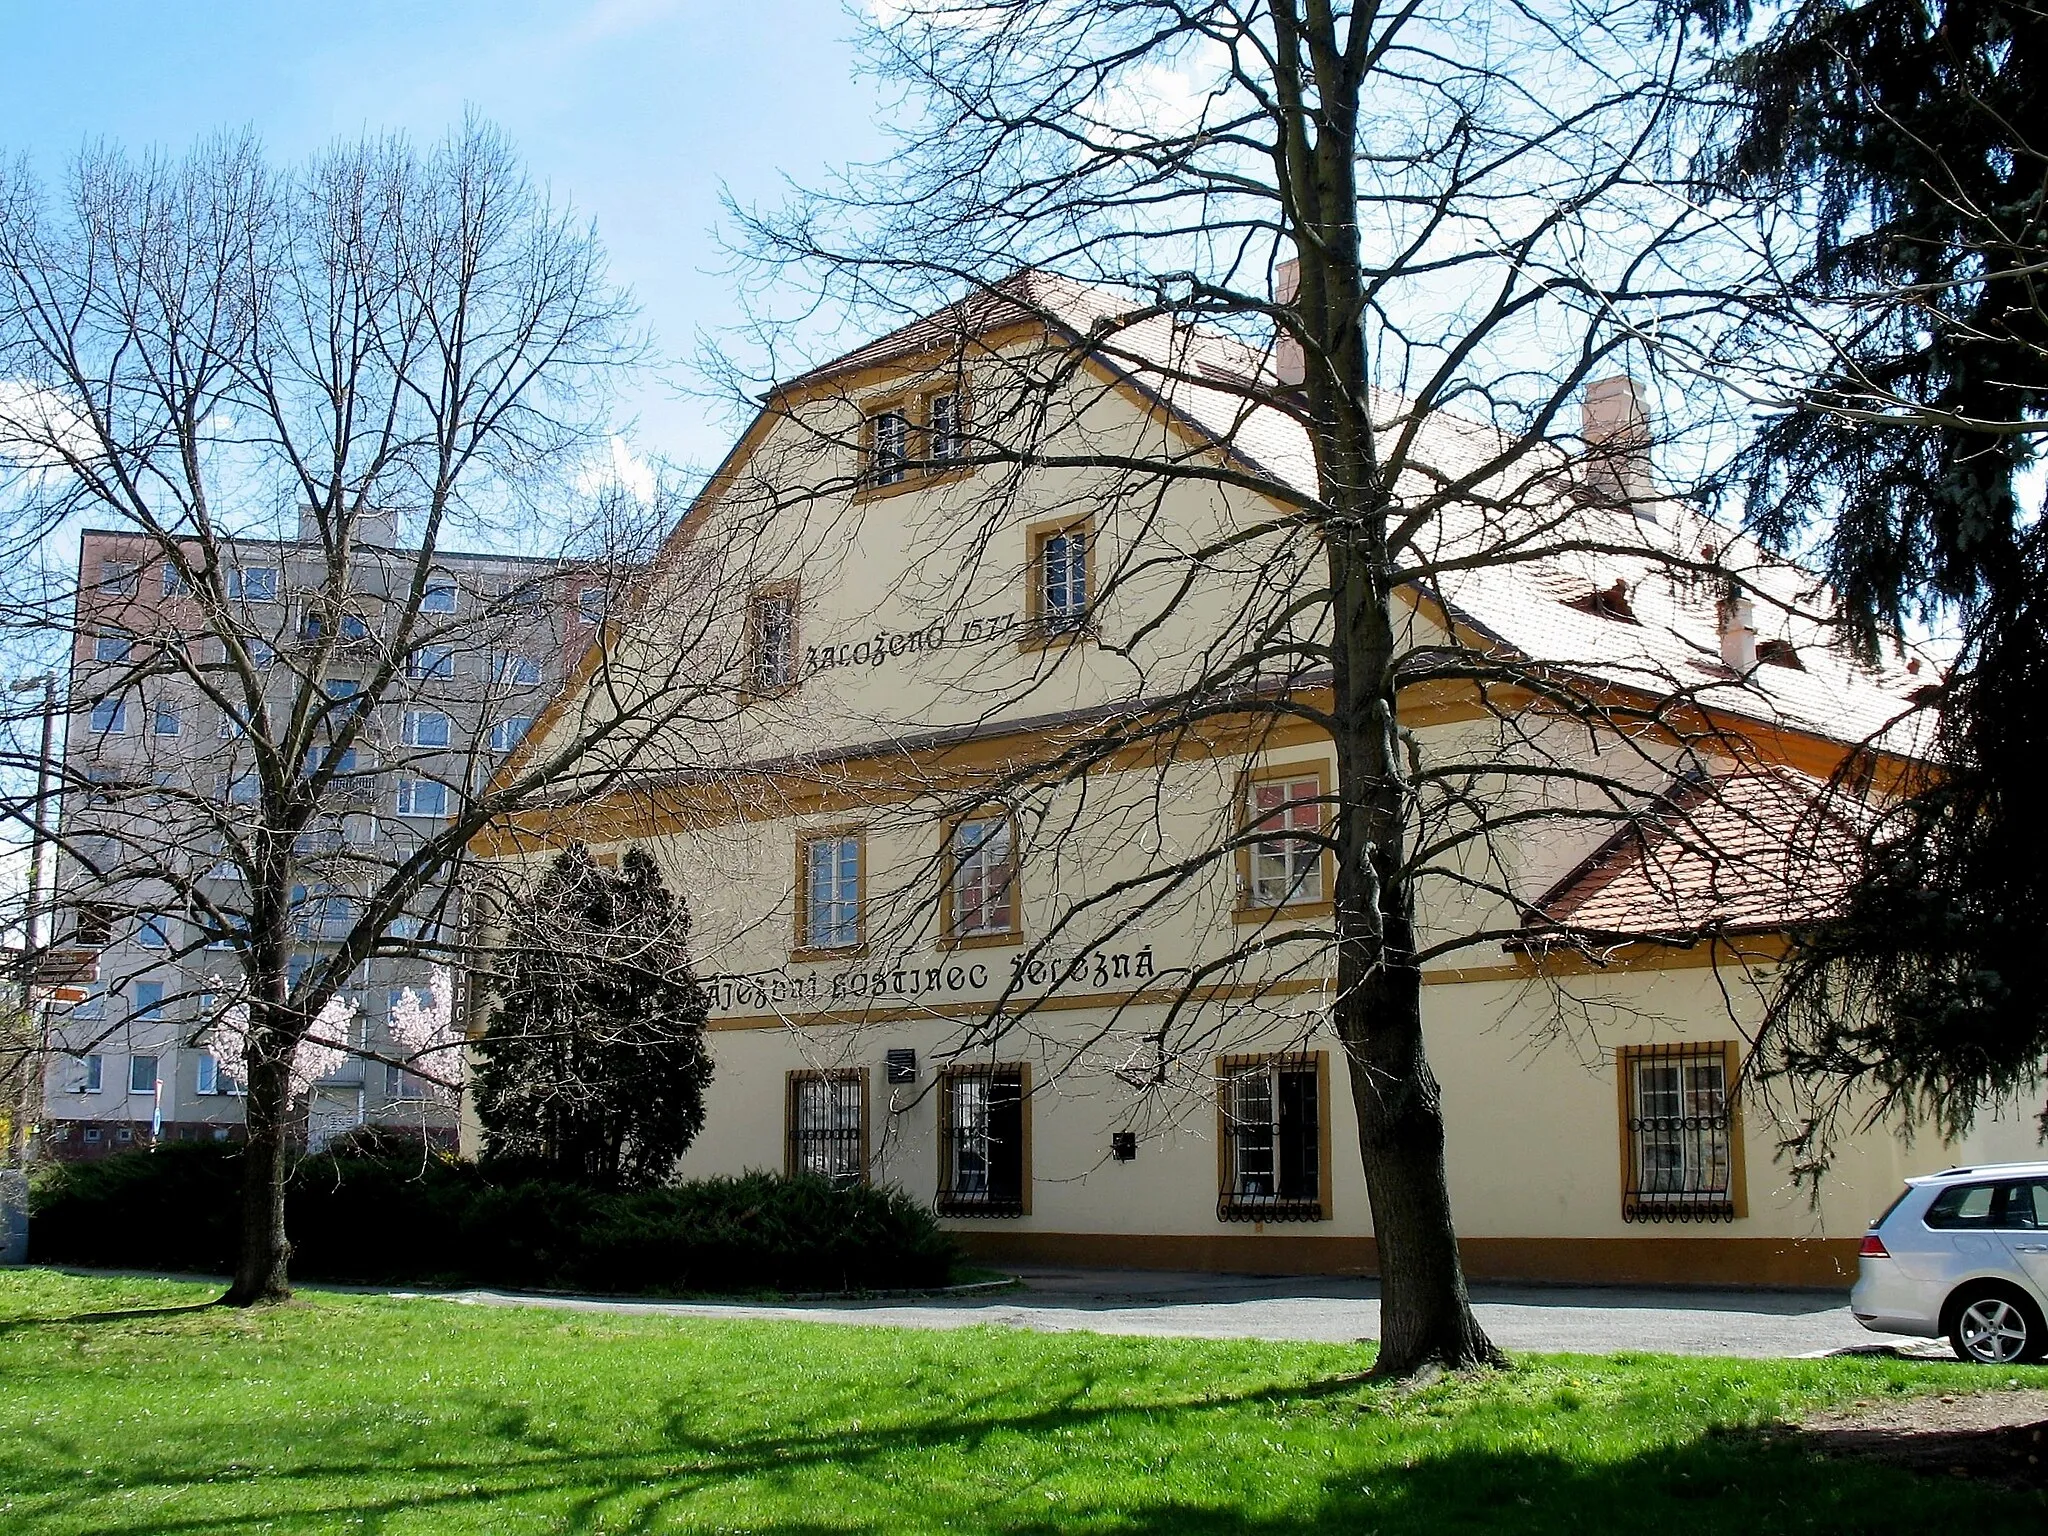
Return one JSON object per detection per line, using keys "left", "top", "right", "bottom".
{"left": 474, "top": 845, "right": 713, "bottom": 1187}
{"left": 1691, "top": 0, "right": 2048, "bottom": 1144}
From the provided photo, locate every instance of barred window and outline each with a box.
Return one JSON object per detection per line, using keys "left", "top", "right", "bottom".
{"left": 1218, "top": 1053, "right": 1325, "bottom": 1221}
{"left": 1622, "top": 1044, "right": 1739, "bottom": 1222}
{"left": 938, "top": 1065, "right": 1026, "bottom": 1216}
{"left": 788, "top": 1070, "right": 866, "bottom": 1181}
{"left": 948, "top": 814, "right": 1016, "bottom": 939}
{"left": 1245, "top": 774, "right": 1324, "bottom": 908}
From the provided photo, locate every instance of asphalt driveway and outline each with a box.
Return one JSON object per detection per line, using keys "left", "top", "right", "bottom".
{"left": 422, "top": 1265, "right": 1935, "bottom": 1359}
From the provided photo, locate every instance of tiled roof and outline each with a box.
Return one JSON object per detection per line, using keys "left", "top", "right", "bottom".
{"left": 1517, "top": 766, "right": 1869, "bottom": 945}
{"left": 783, "top": 271, "right": 1933, "bottom": 758}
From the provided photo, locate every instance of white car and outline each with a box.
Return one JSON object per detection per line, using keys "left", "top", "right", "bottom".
{"left": 1852, "top": 1161, "right": 2048, "bottom": 1364}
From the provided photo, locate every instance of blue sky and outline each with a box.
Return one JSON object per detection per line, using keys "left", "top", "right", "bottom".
{"left": 0, "top": 0, "right": 891, "bottom": 470}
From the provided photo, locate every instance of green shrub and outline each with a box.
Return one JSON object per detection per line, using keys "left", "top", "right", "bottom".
{"left": 29, "top": 1146, "right": 960, "bottom": 1295}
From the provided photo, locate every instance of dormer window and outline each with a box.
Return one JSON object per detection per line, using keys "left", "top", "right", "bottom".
{"left": 1566, "top": 578, "right": 1637, "bottom": 624}
{"left": 1755, "top": 639, "right": 1802, "bottom": 670}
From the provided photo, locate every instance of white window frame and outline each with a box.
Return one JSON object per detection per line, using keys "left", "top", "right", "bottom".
{"left": 395, "top": 777, "right": 450, "bottom": 818}
{"left": 801, "top": 833, "right": 862, "bottom": 951}
{"left": 488, "top": 716, "right": 532, "bottom": 754}
{"left": 402, "top": 709, "right": 453, "bottom": 748}
{"left": 949, "top": 815, "right": 1017, "bottom": 938}
{"left": 407, "top": 645, "right": 456, "bottom": 680}
{"left": 227, "top": 566, "right": 279, "bottom": 603}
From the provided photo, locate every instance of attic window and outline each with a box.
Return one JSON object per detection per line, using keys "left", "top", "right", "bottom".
{"left": 1755, "top": 639, "right": 1802, "bottom": 670}
{"left": 1566, "top": 579, "right": 1637, "bottom": 624}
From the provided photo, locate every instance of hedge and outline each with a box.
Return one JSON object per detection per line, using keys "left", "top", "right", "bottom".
{"left": 27, "top": 1143, "right": 961, "bottom": 1295}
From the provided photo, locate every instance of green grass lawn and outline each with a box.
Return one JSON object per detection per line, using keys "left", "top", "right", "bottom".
{"left": 2, "top": 1268, "right": 2042, "bottom": 1533}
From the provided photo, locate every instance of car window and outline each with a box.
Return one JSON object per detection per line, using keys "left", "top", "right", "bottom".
{"left": 1994, "top": 1181, "right": 2048, "bottom": 1231}
{"left": 1924, "top": 1183, "right": 1998, "bottom": 1229}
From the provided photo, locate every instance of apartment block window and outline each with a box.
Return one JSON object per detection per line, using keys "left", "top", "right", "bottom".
{"left": 927, "top": 391, "right": 961, "bottom": 464}
{"left": 94, "top": 632, "right": 134, "bottom": 664}
{"left": 1243, "top": 771, "right": 1326, "bottom": 909}
{"left": 1034, "top": 521, "right": 1089, "bottom": 634}
{"left": 787, "top": 1069, "right": 867, "bottom": 1181}
{"left": 1621, "top": 1044, "right": 1740, "bottom": 1222}
{"left": 493, "top": 652, "right": 543, "bottom": 687}
{"left": 799, "top": 831, "right": 862, "bottom": 952}
{"left": 129, "top": 1054, "right": 159, "bottom": 1094}
{"left": 72, "top": 904, "right": 114, "bottom": 947}
{"left": 749, "top": 585, "right": 797, "bottom": 693}
{"left": 219, "top": 772, "right": 260, "bottom": 807}
{"left": 72, "top": 1053, "right": 103, "bottom": 1093}
{"left": 89, "top": 698, "right": 128, "bottom": 734}
{"left": 161, "top": 563, "right": 189, "bottom": 598}
{"left": 100, "top": 559, "right": 141, "bottom": 596}
{"left": 937, "top": 1065, "right": 1027, "bottom": 1216}
{"left": 131, "top": 981, "right": 165, "bottom": 1021}
{"left": 196, "top": 1052, "right": 222, "bottom": 1096}
{"left": 395, "top": 778, "right": 450, "bottom": 818}
{"left": 246, "top": 637, "right": 277, "bottom": 670}
{"left": 227, "top": 566, "right": 279, "bottom": 603}
{"left": 868, "top": 406, "right": 909, "bottom": 487}
{"left": 947, "top": 814, "right": 1017, "bottom": 941}
{"left": 137, "top": 914, "right": 172, "bottom": 949}
{"left": 402, "top": 709, "right": 452, "bottom": 748}
{"left": 421, "top": 581, "right": 458, "bottom": 614}
{"left": 1217, "top": 1053, "right": 1327, "bottom": 1222}
{"left": 576, "top": 586, "right": 606, "bottom": 625}
{"left": 152, "top": 701, "right": 182, "bottom": 737}
{"left": 385, "top": 1059, "right": 428, "bottom": 1099}
{"left": 407, "top": 645, "right": 455, "bottom": 680}
{"left": 488, "top": 715, "right": 532, "bottom": 754}
{"left": 502, "top": 578, "right": 547, "bottom": 608}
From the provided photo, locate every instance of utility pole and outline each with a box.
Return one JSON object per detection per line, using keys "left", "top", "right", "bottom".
{"left": 10, "top": 674, "right": 59, "bottom": 1167}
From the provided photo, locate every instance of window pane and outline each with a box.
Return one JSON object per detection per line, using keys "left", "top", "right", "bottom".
{"left": 129, "top": 1054, "right": 158, "bottom": 1093}
{"left": 952, "top": 817, "right": 1014, "bottom": 935}
{"left": 1041, "top": 529, "right": 1087, "bottom": 624}
{"left": 805, "top": 836, "right": 859, "bottom": 949}
{"left": 1926, "top": 1184, "right": 1998, "bottom": 1229}
{"left": 1248, "top": 777, "right": 1322, "bottom": 906}
{"left": 871, "top": 409, "right": 908, "bottom": 485}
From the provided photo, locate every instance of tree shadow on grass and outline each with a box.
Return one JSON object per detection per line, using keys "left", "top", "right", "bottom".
{"left": 8, "top": 1368, "right": 2045, "bottom": 1536}
{"left": 0, "top": 1300, "right": 219, "bottom": 1337}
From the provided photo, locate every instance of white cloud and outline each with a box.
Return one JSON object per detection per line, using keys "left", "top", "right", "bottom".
{"left": 577, "top": 432, "right": 657, "bottom": 504}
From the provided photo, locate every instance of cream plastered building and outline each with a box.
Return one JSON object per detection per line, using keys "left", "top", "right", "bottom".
{"left": 476, "top": 274, "right": 2042, "bottom": 1287}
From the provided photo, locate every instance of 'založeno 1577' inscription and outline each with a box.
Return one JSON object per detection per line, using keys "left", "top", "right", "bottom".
{"left": 707, "top": 944, "right": 1159, "bottom": 1015}
{"left": 804, "top": 611, "right": 1017, "bottom": 675}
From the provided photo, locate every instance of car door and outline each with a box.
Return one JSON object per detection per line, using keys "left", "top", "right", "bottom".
{"left": 1994, "top": 1179, "right": 2048, "bottom": 1299}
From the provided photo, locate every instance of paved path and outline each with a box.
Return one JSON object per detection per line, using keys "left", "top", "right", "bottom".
{"left": 415, "top": 1265, "right": 1932, "bottom": 1360}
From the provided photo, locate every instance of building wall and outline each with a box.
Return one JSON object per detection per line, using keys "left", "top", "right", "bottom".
{"left": 42, "top": 529, "right": 594, "bottom": 1154}
{"left": 473, "top": 328, "right": 2036, "bottom": 1285}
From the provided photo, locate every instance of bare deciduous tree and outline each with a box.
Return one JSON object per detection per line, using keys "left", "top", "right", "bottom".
{"left": 0, "top": 124, "right": 790, "bottom": 1303}
{"left": 694, "top": 0, "right": 1912, "bottom": 1376}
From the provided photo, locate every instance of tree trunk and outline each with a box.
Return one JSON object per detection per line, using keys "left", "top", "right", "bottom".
{"left": 1268, "top": 1, "right": 1503, "bottom": 1379}
{"left": 223, "top": 1044, "right": 293, "bottom": 1306}
{"left": 1326, "top": 523, "right": 1504, "bottom": 1378}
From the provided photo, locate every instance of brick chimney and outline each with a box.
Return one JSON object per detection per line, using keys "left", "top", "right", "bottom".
{"left": 1274, "top": 258, "right": 1304, "bottom": 390}
{"left": 1581, "top": 376, "right": 1655, "bottom": 519}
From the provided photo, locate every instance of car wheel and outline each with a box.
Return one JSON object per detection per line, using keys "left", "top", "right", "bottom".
{"left": 1945, "top": 1286, "right": 2046, "bottom": 1365}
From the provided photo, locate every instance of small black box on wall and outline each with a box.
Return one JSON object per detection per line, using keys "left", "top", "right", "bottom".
{"left": 1110, "top": 1131, "right": 1137, "bottom": 1161}
{"left": 885, "top": 1048, "right": 917, "bottom": 1084}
